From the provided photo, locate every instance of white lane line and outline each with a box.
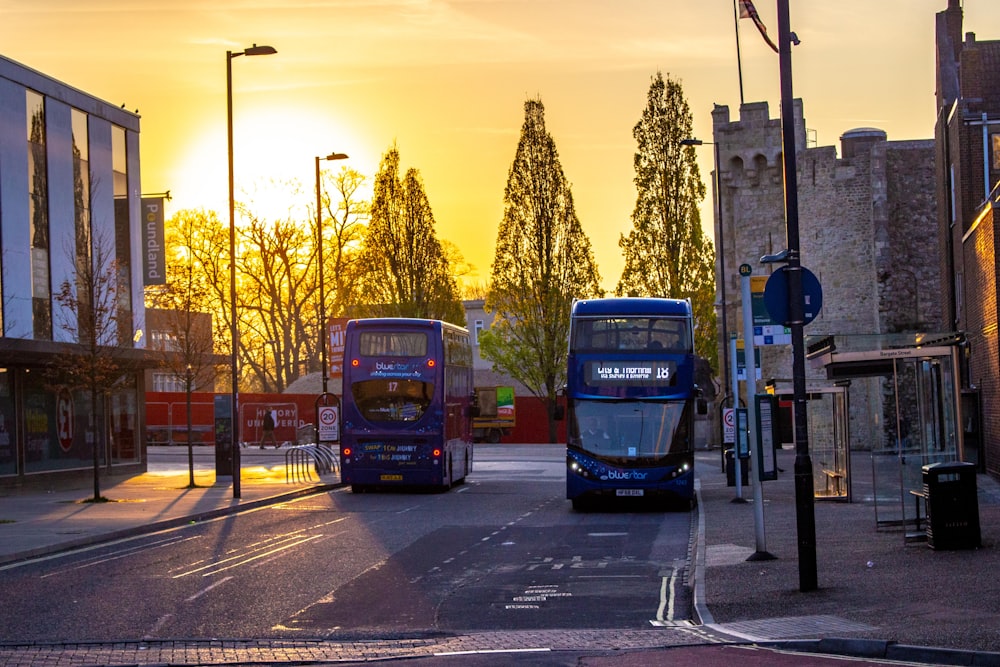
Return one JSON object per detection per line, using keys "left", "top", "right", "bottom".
{"left": 39, "top": 535, "right": 200, "bottom": 579}
{"left": 185, "top": 575, "right": 234, "bottom": 601}
{"left": 172, "top": 534, "right": 325, "bottom": 578}
{"left": 436, "top": 648, "right": 551, "bottom": 656}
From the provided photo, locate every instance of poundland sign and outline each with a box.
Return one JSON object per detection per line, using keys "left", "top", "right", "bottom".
{"left": 142, "top": 197, "right": 166, "bottom": 286}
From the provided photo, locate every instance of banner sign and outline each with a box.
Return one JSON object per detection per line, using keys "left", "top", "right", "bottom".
{"left": 141, "top": 197, "right": 166, "bottom": 285}
{"left": 328, "top": 318, "right": 350, "bottom": 379}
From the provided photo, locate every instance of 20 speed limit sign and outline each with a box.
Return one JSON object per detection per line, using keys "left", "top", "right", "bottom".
{"left": 318, "top": 405, "right": 339, "bottom": 443}
{"left": 723, "top": 408, "right": 735, "bottom": 445}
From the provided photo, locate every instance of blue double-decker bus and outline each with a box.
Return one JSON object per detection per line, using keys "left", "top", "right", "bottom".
{"left": 340, "top": 318, "right": 474, "bottom": 492}
{"left": 565, "top": 297, "right": 700, "bottom": 510}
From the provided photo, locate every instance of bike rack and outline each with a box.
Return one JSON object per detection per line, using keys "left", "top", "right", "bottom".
{"left": 285, "top": 444, "right": 340, "bottom": 483}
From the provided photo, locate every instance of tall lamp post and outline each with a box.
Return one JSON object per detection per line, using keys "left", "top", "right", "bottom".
{"left": 315, "top": 152, "right": 349, "bottom": 396}
{"left": 227, "top": 43, "right": 276, "bottom": 499}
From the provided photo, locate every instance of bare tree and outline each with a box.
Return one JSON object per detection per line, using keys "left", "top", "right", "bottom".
{"left": 146, "top": 210, "right": 221, "bottom": 486}
{"left": 50, "top": 230, "right": 140, "bottom": 502}
{"left": 321, "top": 167, "right": 369, "bottom": 320}
{"left": 239, "top": 211, "right": 315, "bottom": 392}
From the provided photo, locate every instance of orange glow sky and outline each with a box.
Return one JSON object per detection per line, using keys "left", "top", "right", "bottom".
{"left": 3, "top": 1, "right": 998, "bottom": 292}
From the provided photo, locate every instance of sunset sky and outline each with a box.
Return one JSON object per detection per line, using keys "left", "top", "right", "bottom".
{"left": 3, "top": 1, "right": 999, "bottom": 292}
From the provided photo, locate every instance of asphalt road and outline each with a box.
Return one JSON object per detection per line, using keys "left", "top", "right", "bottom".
{"left": 0, "top": 445, "right": 694, "bottom": 642}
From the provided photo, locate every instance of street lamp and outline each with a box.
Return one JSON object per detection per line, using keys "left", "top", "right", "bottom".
{"left": 227, "top": 43, "right": 276, "bottom": 499}
{"left": 681, "top": 137, "right": 730, "bottom": 406}
{"left": 315, "top": 152, "right": 349, "bottom": 396}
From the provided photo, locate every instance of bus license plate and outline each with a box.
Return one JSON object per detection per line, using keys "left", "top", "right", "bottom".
{"left": 380, "top": 474, "right": 403, "bottom": 481}
{"left": 616, "top": 489, "right": 644, "bottom": 497}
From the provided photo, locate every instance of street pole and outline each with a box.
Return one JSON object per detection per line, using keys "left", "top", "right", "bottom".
{"left": 776, "top": 0, "right": 817, "bottom": 591}
{"left": 227, "top": 44, "right": 276, "bottom": 499}
{"left": 315, "top": 152, "right": 348, "bottom": 397}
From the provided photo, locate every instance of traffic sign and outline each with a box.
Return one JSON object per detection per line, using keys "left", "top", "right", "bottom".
{"left": 763, "top": 265, "right": 823, "bottom": 326}
{"left": 318, "top": 404, "right": 339, "bottom": 443}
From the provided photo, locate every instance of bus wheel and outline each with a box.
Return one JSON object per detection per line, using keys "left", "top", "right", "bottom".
{"left": 487, "top": 429, "right": 501, "bottom": 444}
{"left": 571, "top": 497, "right": 589, "bottom": 512}
{"left": 351, "top": 484, "right": 365, "bottom": 493}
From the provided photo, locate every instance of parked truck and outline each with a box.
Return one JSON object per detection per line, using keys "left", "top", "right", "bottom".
{"left": 472, "top": 386, "right": 516, "bottom": 443}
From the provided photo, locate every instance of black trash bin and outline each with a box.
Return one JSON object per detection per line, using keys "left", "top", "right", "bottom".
{"left": 923, "top": 461, "right": 981, "bottom": 550}
{"left": 725, "top": 449, "right": 749, "bottom": 487}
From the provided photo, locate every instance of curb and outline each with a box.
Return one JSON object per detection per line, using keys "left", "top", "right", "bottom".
{"left": 768, "top": 638, "right": 1000, "bottom": 666}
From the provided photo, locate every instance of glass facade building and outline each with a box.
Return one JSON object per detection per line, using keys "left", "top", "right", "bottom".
{"left": 0, "top": 55, "right": 148, "bottom": 485}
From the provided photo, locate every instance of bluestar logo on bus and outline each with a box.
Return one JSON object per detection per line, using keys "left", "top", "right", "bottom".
{"left": 372, "top": 362, "right": 423, "bottom": 378}
{"left": 602, "top": 470, "right": 649, "bottom": 481}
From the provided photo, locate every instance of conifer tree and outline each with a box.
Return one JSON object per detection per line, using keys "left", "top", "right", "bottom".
{"left": 483, "top": 98, "right": 602, "bottom": 442}
{"left": 617, "top": 72, "right": 717, "bottom": 368}
{"left": 357, "top": 145, "right": 464, "bottom": 325}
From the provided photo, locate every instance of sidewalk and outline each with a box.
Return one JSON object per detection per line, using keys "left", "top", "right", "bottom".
{"left": 695, "top": 446, "right": 1000, "bottom": 662}
{"left": 0, "top": 446, "right": 340, "bottom": 564}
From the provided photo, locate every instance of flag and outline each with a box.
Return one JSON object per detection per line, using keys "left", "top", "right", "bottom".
{"left": 738, "top": 0, "right": 779, "bottom": 54}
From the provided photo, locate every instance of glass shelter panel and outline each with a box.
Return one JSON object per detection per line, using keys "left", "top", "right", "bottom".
{"left": 807, "top": 389, "right": 850, "bottom": 500}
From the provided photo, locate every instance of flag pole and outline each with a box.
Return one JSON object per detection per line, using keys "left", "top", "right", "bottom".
{"left": 733, "top": 0, "right": 745, "bottom": 105}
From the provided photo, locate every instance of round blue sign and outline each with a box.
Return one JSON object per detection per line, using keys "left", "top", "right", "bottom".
{"left": 762, "top": 266, "right": 823, "bottom": 326}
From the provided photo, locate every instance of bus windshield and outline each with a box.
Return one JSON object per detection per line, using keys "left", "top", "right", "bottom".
{"left": 570, "top": 399, "right": 690, "bottom": 462}
{"left": 572, "top": 316, "right": 691, "bottom": 353}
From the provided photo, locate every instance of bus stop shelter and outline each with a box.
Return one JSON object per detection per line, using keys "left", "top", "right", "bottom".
{"left": 806, "top": 333, "right": 965, "bottom": 533}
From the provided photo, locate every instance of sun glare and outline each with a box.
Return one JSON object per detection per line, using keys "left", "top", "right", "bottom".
{"left": 160, "top": 106, "right": 378, "bottom": 225}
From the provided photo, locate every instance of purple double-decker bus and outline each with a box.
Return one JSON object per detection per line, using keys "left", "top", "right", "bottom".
{"left": 340, "top": 318, "right": 474, "bottom": 492}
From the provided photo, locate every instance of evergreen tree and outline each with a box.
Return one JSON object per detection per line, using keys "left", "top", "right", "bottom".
{"left": 357, "top": 145, "right": 464, "bottom": 325}
{"left": 617, "top": 72, "right": 717, "bottom": 369}
{"left": 483, "top": 98, "right": 602, "bottom": 443}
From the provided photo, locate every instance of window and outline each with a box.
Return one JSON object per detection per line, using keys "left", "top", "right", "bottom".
{"left": 71, "top": 109, "right": 91, "bottom": 336}
{"left": 474, "top": 319, "right": 484, "bottom": 345}
{"left": 112, "top": 126, "right": 133, "bottom": 345}
{"left": 350, "top": 379, "right": 433, "bottom": 422}
{"left": 359, "top": 331, "right": 427, "bottom": 357}
{"left": 992, "top": 133, "right": 1000, "bottom": 172}
{"left": 27, "top": 90, "right": 51, "bottom": 340}
{"left": 152, "top": 373, "right": 185, "bottom": 393}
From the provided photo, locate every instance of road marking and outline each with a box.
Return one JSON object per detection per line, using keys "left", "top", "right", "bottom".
{"left": 185, "top": 575, "right": 234, "bottom": 601}
{"left": 172, "top": 534, "right": 325, "bottom": 578}
{"left": 39, "top": 535, "right": 200, "bottom": 579}
{"left": 436, "top": 648, "right": 551, "bottom": 656}
{"left": 655, "top": 568, "right": 679, "bottom": 622}
{"left": 144, "top": 612, "right": 174, "bottom": 638}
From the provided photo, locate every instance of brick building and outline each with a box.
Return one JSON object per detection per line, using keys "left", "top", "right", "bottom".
{"left": 935, "top": 0, "right": 1000, "bottom": 478}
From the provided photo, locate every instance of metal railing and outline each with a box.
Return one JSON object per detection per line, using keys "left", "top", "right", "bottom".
{"left": 285, "top": 443, "right": 339, "bottom": 483}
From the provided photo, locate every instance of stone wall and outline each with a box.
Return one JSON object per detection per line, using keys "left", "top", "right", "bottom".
{"left": 712, "top": 101, "right": 940, "bottom": 452}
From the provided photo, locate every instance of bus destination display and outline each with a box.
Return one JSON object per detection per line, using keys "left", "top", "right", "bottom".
{"left": 586, "top": 360, "right": 677, "bottom": 386}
